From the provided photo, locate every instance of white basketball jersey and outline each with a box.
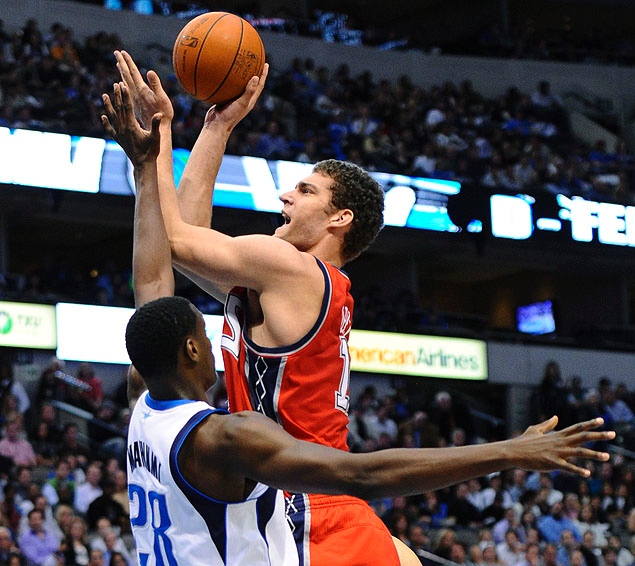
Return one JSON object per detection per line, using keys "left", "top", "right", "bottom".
{"left": 127, "top": 391, "right": 299, "bottom": 566}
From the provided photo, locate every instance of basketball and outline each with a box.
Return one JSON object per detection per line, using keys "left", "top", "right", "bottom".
{"left": 172, "top": 12, "right": 265, "bottom": 105}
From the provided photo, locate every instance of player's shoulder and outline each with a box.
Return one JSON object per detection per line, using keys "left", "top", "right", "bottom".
{"left": 195, "top": 410, "right": 270, "bottom": 455}
{"left": 239, "top": 234, "right": 322, "bottom": 273}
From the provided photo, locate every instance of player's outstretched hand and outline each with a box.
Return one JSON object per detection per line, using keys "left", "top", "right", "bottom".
{"left": 101, "top": 82, "right": 162, "bottom": 166}
{"left": 509, "top": 416, "right": 615, "bottom": 476}
{"left": 203, "top": 63, "right": 269, "bottom": 131}
{"left": 115, "top": 50, "right": 174, "bottom": 127}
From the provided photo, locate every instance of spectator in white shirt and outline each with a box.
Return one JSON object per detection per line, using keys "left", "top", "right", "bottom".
{"left": 74, "top": 462, "right": 102, "bottom": 515}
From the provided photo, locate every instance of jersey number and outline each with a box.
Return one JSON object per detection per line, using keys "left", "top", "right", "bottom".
{"left": 335, "top": 335, "right": 350, "bottom": 414}
{"left": 221, "top": 293, "right": 242, "bottom": 358}
{"left": 129, "top": 483, "right": 176, "bottom": 566}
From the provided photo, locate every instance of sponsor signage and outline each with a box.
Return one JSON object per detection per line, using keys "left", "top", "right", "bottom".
{"left": 55, "top": 303, "right": 224, "bottom": 368}
{"left": 54, "top": 303, "right": 486, "bottom": 380}
{"left": 4, "top": 126, "right": 635, "bottom": 250}
{"left": 0, "top": 301, "right": 56, "bottom": 349}
{"left": 348, "top": 329, "right": 488, "bottom": 380}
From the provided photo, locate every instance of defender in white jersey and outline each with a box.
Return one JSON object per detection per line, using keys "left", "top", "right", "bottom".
{"left": 128, "top": 391, "right": 297, "bottom": 566}
{"left": 103, "top": 77, "right": 616, "bottom": 566}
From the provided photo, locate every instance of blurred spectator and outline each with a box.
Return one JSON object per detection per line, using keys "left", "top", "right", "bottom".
{"left": 537, "top": 360, "right": 567, "bottom": 423}
{"left": 496, "top": 529, "right": 525, "bottom": 566}
{"left": 482, "top": 473, "right": 514, "bottom": 512}
{"left": 580, "top": 530, "right": 603, "bottom": 566}
{"left": 59, "top": 516, "right": 89, "bottom": 566}
{"left": 73, "top": 461, "right": 102, "bottom": 516}
{"left": 556, "top": 528, "right": 580, "bottom": 566}
{"left": 53, "top": 504, "right": 75, "bottom": 540}
{"left": 538, "top": 502, "right": 582, "bottom": 544}
{"left": 89, "top": 401, "right": 126, "bottom": 466}
{"left": 530, "top": 80, "right": 569, "bottom": 133}
{"left": 2, "top": 483, "right": 22, "bottom": 535}
{"left": 110, "top": 469, "right": 128, "bottom": 520}
{"left": 409, "top": 523, "right": 431, "bottom": 559}
{"left": 13, "top": 465, "right": 34, "bottom": 509}
{"left": 419, "top": 490, "right": 450, "bottom": 530}
{"left": 493, "top": 507, "right": 526, "bottom": 545}
{"left": 34, "top": 358, "right": 68, "bottom": 411}
{"left": 41, "top": 458, "right": 74, "bottom": 509}
{"left": 607, "top": 534, "right": 634, "bottom": 566}
{"left": 88, "top": 548, "right": 105, "bottom": 566}
{"left": 0, "top": 361, "right": 31, "bottom": 425}
{"left": 572, "top": 502, "right": 610, "bottom": 548}
{"left": 447, "top": 482, "right": 483, "bottom": 529}
{"left": 428, "top": 390, "right": 474, "bottom": 445}
{"left": 480, "top": 541, "right": 505, "bottom": 566}
{"left": 0, "top": 416, "right": 37, "bottom": 468}
{"left": 565, "top": 376, "right": 587, "bottom": 426}
{"left": 517, "top": 542, "right": 541, "bottom": 566}
{"left": 602, "top": 388, "right": 634, "bottom": 428}
{"left": 434, "top": 528, "right": 458, "bottom": 560}
{"left": 29, "top": 420, "right": 59, "bottom": 468}
{"left": 108, "top": 552, "right": 129, "bottom": 566}
{"left": 66, "top": 363, "right": 103, "bottom": 414}
{"left": 603, "top": 547, "right": 619, "bottom": 566}
{"left": 60, "top": 424, "right": 92, "bottom": 467}
{"left": 0, "top": 526, "right": 20, "bottom": 564}
{"left": 17, "top": 508, "right": 61, "bottom": 566}
{"left": 85, "top": 477, "right": 127, "bottom": 534}
{"left": 364, "top": 399, "right": 398, "bottom": 445}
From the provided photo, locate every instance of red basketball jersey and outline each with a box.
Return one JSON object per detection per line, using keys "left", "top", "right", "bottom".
{"left": 220, "top": 258, "right": 399, "bottom": 566}
{"left": 220, "top": 257, "right": 353, "bottom": 451}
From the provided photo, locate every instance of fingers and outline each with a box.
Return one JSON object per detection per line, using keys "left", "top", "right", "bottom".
{"left": 146, "top": 70, "right": 165, "bottom": 96}
{"left": 557, "top": 446, "right": 611, "bottom": 476}
{"left": 260, "top": 62, "right": 270, "bottom": 83}
{"left": 533, "top": 415, "right": 558, "bottom": 435}
{"left": 100, "top": 94, "right": 116, "bottom": 138}
{"left": 559, "top": 460, "right": 594, "bottom": 477}
{"left": 114, "top": 50, "right": 134, "bottom": 90}
{"left": 100, "top": 86, "right": 121, "bottom": 138}
{"left": 560, "top": 418, "right": 615, "bottom": 440}
{"left": 115, "top": 50, "right": 145, "bottom": 91}
{"left": 149, "top": 112, "right": 163, "bottom": 136}
{"left": 100, "top": 82, "right": 132, "bottom": 138}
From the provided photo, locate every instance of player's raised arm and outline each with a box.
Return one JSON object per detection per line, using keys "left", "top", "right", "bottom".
{"left": 176, "top": 65, "right": 268, "bottom": 228}
{"left": 102, "top": 79, "right": 174, "bottom": 409}
{"left": 115, "top": 47, "right": 268, "bottom": 229}
{"left": 214, "top": 413, "right": 615, "bottom": 499}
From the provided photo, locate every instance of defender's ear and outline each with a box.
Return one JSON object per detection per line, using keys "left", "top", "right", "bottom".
{"left": 184, "top": 336, "right": 199, "bottom": 362}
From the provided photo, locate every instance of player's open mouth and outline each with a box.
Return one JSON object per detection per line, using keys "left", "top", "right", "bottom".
{"left": 281, "top": 212, "right": 291, "bottom": 225}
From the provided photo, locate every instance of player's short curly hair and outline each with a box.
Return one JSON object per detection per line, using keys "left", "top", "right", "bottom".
{"left": 125, "top": 296, "right": 197, "bottom": 380}
{"left": 313, "top": 159, "right": 385, "bottom": 263}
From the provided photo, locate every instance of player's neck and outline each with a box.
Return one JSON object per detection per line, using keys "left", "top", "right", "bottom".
{"left": 148, "top": 379, "right": 207, "bottom": 403}
{"left": 306, "top": 237, "right": 345, "bottom": 268}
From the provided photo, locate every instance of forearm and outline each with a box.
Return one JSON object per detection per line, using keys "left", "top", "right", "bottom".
{"left": 177, "top": 124, "right": 230, "bottom": 226}
{"left": 347, "top": 442, "right": 512, "bottom": 500}
{"left": 230, "top": 412, "right": 508, "bottom": 497}
{"left": 223, "top": 413, "right": 611, "bottom": 501}
{"left": 132, "top": 160, "right": 173, "bottom": 305}
{"left": 156, "top": 119, "right": 176, "bottom": 198}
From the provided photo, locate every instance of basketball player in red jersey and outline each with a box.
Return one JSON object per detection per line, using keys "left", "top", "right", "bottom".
{"left": 112, "top": 50, "right": 609, "bottom": 566}
{"left": 113, "top": 49, "right": 413, "bottom": 565}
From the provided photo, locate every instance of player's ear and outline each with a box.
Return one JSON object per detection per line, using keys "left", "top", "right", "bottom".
{"left": 330, "top": 208, "right": 354, "bottom": 228}
{"left": 184, "top": 336, "right": 199, "bottom": 362}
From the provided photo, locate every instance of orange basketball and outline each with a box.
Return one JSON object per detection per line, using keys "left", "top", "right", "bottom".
{"left": 172, "top": 12, "right": 265, "bottom": 105}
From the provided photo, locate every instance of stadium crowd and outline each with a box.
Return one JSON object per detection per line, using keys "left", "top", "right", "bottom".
{"left": 0, "top": 351, "right": 631, "bottom": 565}
{"left": 1, "top": 13, "right": 635, "bottom": 312}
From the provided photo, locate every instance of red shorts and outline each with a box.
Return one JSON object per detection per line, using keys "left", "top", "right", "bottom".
{"left": 286, "top": 493, "right": 400, "bottom": 566}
